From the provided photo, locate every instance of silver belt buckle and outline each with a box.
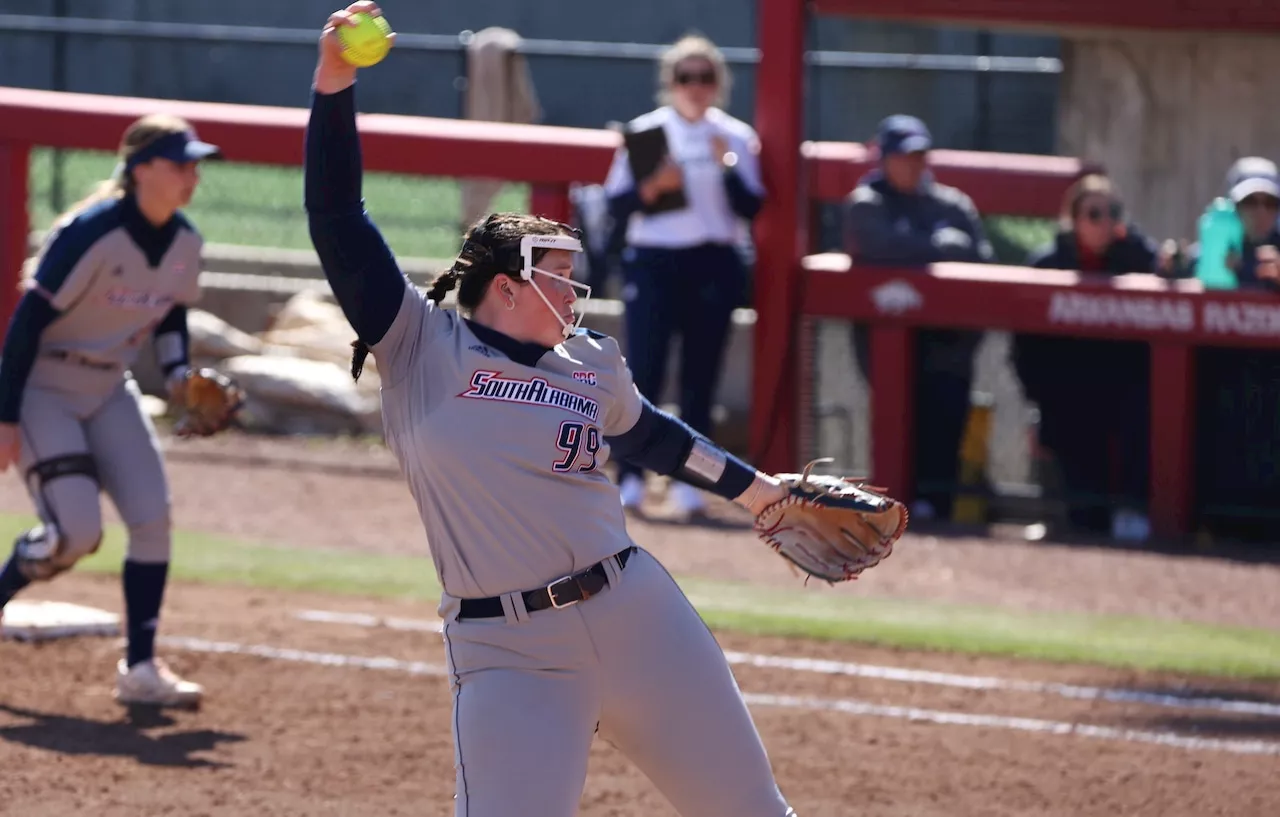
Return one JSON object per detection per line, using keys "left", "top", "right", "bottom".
{"left": 545, "top": 575, "right": 580, "bottom": 609}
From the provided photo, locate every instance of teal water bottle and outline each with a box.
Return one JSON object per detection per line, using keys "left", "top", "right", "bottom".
{"left": 1196, "top": 197, "right": 1243, "bottom": 289}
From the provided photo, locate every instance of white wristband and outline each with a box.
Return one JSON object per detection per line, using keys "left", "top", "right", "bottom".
{"left": 683, "top": 438, "right": 727, "bottom": 484}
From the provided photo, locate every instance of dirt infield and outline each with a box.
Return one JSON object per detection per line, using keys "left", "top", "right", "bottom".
{"left": 1, "top": 430, "right": 1276, "bottom": 629}
{"left": 1, "top": 431, "right": 1279, "bottom": 816}
{"left": 4, "top": 575, "right": 1280, "bottom": 817}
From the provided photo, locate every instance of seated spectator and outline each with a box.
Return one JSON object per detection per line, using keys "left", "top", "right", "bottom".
{"left": 1010, "top": 174, "right": 1157, "bottom": 541}
{"left": 1221, "top": 157, "right": 1280, "bottom": 289}
{"left": 1194, "top": 157, "right": 1280, "bottom": 541}
{"left": 844, "top": 114, "right": 992, "bottom": 522}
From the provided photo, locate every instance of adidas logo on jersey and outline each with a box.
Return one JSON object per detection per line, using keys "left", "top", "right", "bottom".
{"left": 460, "top": 370, "right": 600, "bottom": 422}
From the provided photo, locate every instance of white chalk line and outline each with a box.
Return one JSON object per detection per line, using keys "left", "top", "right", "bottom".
{"left": 741, "top": 693, "right": 1280, "bottom": 757}
{"left": 295, "top": 609, "right": 444, "bottom": 633}
{"left": 720, "top": 652, "right": 1280, "bottom": 718}
{"left": 159, "top": 634, "right": 1280, "bottom": 758}
{"left": 162, "top": 636, "right": 448, "bottom": 677}
{"left": 290, "top": 609, "right": 1280, "bottom": 719}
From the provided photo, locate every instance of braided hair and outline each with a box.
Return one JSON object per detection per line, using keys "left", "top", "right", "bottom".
{"left": 349, "top": 212, "right": 580, "bottom": 381}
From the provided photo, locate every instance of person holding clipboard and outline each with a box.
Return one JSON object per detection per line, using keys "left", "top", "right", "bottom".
{"left": 603, "top": 33, "right": 765, "bottom": 520}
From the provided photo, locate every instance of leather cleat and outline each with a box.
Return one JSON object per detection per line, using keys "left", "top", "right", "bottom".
{"left": 114, "top": 658, "right": 204, "bottom": 708}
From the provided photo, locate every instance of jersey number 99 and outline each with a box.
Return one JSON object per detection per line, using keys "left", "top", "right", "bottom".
{"left": 554, "top": 421, "right": 601, "bottom": 473}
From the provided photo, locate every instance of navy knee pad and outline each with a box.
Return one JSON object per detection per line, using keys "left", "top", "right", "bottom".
{"left": 16, "top": 453, "right": 102, "bottom": 581}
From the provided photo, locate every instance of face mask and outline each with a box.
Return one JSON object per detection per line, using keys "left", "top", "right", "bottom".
{"left": 519, "top": 234, "right": 592, "bottom": 339}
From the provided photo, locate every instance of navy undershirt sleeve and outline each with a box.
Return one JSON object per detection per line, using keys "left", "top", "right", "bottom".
{"left": 607, "top": 187, "right": 645, "bottom": 224}
{"left": 607, "top": 398, "right": 686, "bottom": 472}
{"left": 0, "top": 291, "right": 59, "bottom": 424}
{"left": 606, "top": 396, "right": 756, "bottom": 500}
{"left": 304, "top": 83, "right": 407, "bottom": 347}
{"left": 723, "top": 167, "right": 763, "bottom": 220}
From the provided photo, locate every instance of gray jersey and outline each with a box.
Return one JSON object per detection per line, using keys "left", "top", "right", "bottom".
{"left": 26, "top": 195, "right": 202, "bottom": 401}
{"left": 371, "top": 282, "right": 643, "bottom": 600}
{"left": 301, "top": 85, "right": 794, "bottom": 817}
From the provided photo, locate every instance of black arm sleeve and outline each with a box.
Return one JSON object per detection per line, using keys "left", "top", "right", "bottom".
{"left": 0, "top": 290, "right": 59, "bottom": 423}
{"left": 606, "top": 397, "right": 756, "bottom": 500}
{"left": 304, "top": 83, "right": 408, "bottom": 347}
{"left": 152, "top": 304, "right": 190, "bottom": 378}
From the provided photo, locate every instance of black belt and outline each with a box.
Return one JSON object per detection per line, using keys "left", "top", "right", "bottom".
{"left": 458, "top": 546, "right": 636, "bottom": 620}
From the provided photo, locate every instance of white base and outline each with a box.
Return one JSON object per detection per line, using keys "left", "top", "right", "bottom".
{"left": 2, "top": 600, "right": 121, "bottom": 642}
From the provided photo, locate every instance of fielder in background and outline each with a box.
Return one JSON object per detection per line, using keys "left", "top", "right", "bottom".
{"left": 0, "top": 113, "right": 235, "bottom": 707}
{"left": 306, "top": 5, "right": 903, "bottom": 814}
{"left": 603, "top": 34, "right": 764, "bottom": 520}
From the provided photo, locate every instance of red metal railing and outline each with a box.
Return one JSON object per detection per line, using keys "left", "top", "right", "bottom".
{"left": 804, "top": 141, "right": 1090, "bottom": 215}
{"left": 750, "top": 0, "right": 1280, "bottom": 538}
{"left": 0, "top": 85, "right": 1087, "bottom": 317}
{"left": 801, "top": 254, "right": 1280, "bottom": 538}
{"left": 0, "top": 85, "right": 618, "bottom": 324}
{"left": 749, "top": 0, "right": 1094, "bottom": 477}
{"left": 0, "top": 83, "right": 1107, "bottom": 525}
{"left": 809, "top": 0, "right": 1280, "bottom": 34}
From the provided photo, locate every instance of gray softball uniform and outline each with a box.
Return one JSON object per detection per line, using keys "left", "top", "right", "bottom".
{"left": 0, "top": 192, "right": 201, "bottom": 572}
{"left": 305, "top": 83, "right": 797, "bottom": 817}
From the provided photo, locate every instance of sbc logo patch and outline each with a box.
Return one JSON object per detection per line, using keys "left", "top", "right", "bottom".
{"left": 572, "top": 370, "right": 598, "bottom": 387}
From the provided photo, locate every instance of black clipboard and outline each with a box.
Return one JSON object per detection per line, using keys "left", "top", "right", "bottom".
{"left": 623, "top": 124, "right": 687, "bottom": 214}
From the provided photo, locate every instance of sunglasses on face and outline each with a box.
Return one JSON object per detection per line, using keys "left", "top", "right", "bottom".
{"left": 1081, "top": 201, "right": 1123, "bottom": 223}
{"left": 674, "top": 69, "right": 717, "bottom": 87}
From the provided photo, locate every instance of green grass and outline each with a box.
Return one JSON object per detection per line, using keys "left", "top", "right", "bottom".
{"left": 5, "top": 512, "right": 1277, "bottom": 680}
{"left": 29, "top": 147, "right": 531, "bottom": 260}
{"left": 0, "top": 512, "right": 441, "bottom": 602}
{"left": 679, "top": 579, "right": 1280, "bottom": 680}
{"left": 984, "top": 215, "right": 1057, "bottom": 264}
{"left": 31, "top": 147, "right": 1057, "bottom": 265}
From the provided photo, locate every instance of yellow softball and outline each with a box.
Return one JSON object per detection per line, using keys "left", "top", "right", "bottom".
{"left": 336, "top": 12, "right": 393, "bottom": 68}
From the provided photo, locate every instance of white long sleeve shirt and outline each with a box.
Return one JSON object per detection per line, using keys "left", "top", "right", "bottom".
{"left": 603, "top": 105, "right": 764, "bottom": 250}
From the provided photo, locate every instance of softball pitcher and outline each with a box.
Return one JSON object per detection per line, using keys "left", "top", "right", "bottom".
{"left": 0, "top": 114, "right": 220, "bottom": 707}
{"left": 309, "top": 5, "right": 797, "bottom": 815}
